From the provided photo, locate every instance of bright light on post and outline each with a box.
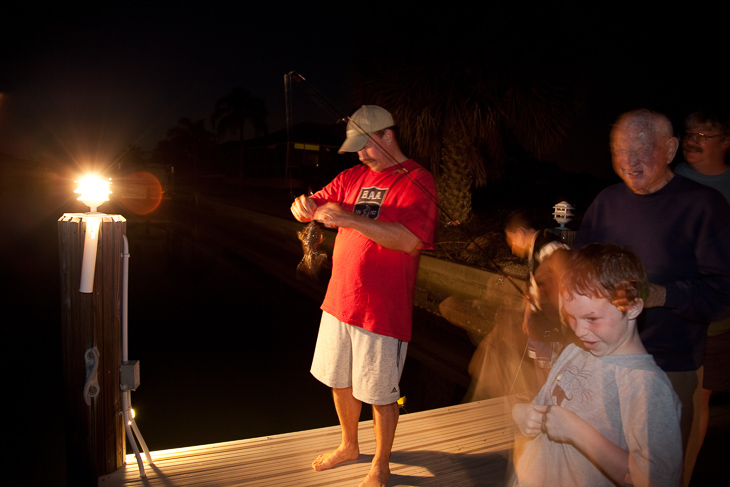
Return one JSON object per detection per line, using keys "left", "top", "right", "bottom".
{"left": 75, "top": 174, "right": 112, "bottom": 293}
{"left": 75, "top": 174, "right": 112, "bottom": 212}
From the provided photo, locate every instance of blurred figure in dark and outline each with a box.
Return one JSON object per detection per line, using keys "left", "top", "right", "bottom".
{"left": 505, "top": 211, "right": 570, "bottom": 388}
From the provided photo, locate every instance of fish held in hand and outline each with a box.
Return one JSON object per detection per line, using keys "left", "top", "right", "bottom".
{"left": 297, "top": 221, "right": 329, "bottom": 280}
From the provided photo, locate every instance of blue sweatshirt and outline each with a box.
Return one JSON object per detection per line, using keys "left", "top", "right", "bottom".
{"left": 575, "top": 175, "right": 730, "bottom": 371}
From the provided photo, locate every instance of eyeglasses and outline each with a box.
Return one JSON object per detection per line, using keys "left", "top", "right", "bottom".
{"left": 682, "top": 132, "right": 725, "bottom": 144}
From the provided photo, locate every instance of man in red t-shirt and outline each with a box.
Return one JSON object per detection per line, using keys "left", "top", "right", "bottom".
{"left": 291, "top": 105, "right": 437, "bottom": 487}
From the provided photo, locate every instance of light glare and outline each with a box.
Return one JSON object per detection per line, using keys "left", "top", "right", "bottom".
{"left": 75, "top": 174, "right": 112, "bottom": 212}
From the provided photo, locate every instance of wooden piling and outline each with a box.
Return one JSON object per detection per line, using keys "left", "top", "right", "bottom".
{"left": 58, "top": 213, "right": 126, "bottom": 486}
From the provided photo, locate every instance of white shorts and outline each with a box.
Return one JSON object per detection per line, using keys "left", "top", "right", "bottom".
{"left": 311, "top": 311, "right": 407, "bottom": 405}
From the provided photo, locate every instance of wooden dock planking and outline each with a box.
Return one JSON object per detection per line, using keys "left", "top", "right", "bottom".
{"left": 98, "top": 397, "right": 517, "bottom": 487}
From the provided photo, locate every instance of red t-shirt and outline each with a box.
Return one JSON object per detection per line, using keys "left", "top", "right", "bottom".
{"left": 311, "top": 160, "right": 437, "bottom": 341}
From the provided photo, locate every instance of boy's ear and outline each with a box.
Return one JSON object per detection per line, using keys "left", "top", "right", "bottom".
{"left": 626, "top": 299, "right": 644, "bottom": 320}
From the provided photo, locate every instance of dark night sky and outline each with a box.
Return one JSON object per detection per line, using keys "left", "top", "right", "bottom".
{"left": 1, "top": 3, "right": 726, "bottom": 178}
{"left": 0, "top": 3, "right": 350, "bottom": 164}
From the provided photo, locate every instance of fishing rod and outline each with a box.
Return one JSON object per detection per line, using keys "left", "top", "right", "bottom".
{"left": 284, "top": 70, "right": 529, "bottom": 301}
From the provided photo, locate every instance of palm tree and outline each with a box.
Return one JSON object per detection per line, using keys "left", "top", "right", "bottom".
{"left": 211, "top": 87, "right": 268, "bottom": 180}
{"left": 349, "top": 16, "right": 583, "bottom": 226}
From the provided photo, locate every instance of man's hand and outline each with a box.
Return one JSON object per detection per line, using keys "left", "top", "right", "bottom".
{"left": 644, "top": 283, "right": 666, "bottom": 308}
{"left": 313, "top": 202, "right": 349, "bottom": 228}
{"left": 310, "top": 201, "right": 421, "bottom": 253}
{"left": 291, "top": 195, "right": 317, "bottom": 222}
{"left": 610, "top": 280, "right": 665, "bottom": 310}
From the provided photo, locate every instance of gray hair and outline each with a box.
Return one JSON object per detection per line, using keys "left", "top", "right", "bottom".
{"left": 612, "top": 108, "right": 675, "bottom": 141}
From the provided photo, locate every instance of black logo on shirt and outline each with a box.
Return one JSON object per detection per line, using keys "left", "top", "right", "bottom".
{"left": 355, "top": 187, "right": 388, "bottom": 220}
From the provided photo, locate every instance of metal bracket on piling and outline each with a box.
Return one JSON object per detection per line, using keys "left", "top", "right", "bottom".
{"left": 83, "top": 347, "right": 99, "bottom": 406}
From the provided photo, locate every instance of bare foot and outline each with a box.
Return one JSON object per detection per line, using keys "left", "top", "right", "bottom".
{"left": 358, "top": 464, "right": 390, "bottom": 487}
{"left": 311, "top": 446, "right": 359, "bottom": 471}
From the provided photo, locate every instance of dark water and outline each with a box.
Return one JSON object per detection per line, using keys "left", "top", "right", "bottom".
{"left": 124, "top": 214, "right": 339, "bottom": 451}
{"left": 3, "top": 171, "right": 70, "bottom": 487}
